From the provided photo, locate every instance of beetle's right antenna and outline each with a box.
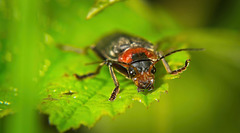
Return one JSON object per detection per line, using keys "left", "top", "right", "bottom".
{"left": 159, "top": 48, "right": 204, "bottom": 60}
{"left": 150, "top": 48, "right": 204, "bottom": 73}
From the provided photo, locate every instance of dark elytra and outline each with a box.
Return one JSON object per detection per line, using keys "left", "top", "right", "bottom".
{"left": 92, "top": 33, "right": 156, "bottom": 78}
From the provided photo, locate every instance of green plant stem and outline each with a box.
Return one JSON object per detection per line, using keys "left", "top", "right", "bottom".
{"left": 5, "top": 0, "right": 41, "bottom": 133}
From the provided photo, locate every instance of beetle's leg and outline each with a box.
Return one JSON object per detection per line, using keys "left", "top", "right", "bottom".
{"left": 108, "top": 63, "right": 120, "bottom": 101}
{"left": 74, "top": 61, "right": 105, "bottom": 80}
{"left": 137, "top": 88, "right": 144, "bottom": 92}
{"left": 158, "top": 52, "right": 190, "bottom": 75}
{"left": 169, "top": 59, "right": 190, "bottom": 74}
{"left": 57, "top": 44, "right": 93, "bottom": 54}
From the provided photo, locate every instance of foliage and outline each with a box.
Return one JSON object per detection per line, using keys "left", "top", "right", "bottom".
{"left": 0, "top": 0, "right": 190, "bottom": 132}
{"left": 86, "top": 0, "right": 124, "bottom": 19}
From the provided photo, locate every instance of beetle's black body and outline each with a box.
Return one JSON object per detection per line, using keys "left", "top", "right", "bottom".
{"left": 92, "top": 33, "right": 156, "bottom": 79}
{"left": 72, "top": 32, "right": 203, "bottom": 101}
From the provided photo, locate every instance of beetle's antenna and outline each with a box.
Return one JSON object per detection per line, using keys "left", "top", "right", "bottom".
{"left": 159, "top": 48, "right": 204, "bottom": 60}
{"left": 151, "top": 48, "right": 204, "bottom": 66}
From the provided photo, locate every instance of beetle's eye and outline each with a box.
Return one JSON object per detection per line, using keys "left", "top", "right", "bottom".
{"left": 129, "top": 67, "right": 136, "bottom": 77}
{"left": 151, "top": 67, "right": 156, "bottom": 74}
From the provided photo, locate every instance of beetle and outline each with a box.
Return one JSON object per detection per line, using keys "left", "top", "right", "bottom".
{"left": 72, "top": 33, "right": 203, "bottom": 101}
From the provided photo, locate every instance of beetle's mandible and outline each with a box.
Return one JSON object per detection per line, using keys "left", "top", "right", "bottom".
{"left": 72, "top": 33, "right": 203, "bottom": 101}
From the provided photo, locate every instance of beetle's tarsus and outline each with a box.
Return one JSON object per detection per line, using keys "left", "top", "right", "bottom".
{"left": 137, "top": 88, "right": 144, "bottom": 92}
{"left": 109, "top": 86, "right": 119, "bottom": 101}
{"left": 170, "top": 59, "right": 190, "bottom": 75}
{"left": 108, "top": 63, "right": 120, "bottom": 101}
{"left": 73, "top": 74, "right": 82, "bottom": 80}
{"left": 148, "top": 86, "right": 154, "bottom": 91}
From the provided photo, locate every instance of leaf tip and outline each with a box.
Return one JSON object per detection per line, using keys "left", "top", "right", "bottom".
{"left": 86, "top": 0, "right": 123, "bottom": 20}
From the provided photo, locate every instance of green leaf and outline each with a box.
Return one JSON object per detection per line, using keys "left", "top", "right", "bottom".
{"left": 86, "top": 0, "right": 123, "bottom": 19}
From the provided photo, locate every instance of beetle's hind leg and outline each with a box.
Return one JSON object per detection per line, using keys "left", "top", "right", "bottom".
{"left": 57, "top": 44, "right": 93, "bottom": 54}
{"left": 159, "top": 52, "right": 190, "bottom": 75}
{"left": 74, "top": 61, "right": 105, "bottom": 80}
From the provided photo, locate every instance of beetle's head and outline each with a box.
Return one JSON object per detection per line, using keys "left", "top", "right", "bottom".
{"left": 128, "top": 60, "right": 156, "bottom": 91}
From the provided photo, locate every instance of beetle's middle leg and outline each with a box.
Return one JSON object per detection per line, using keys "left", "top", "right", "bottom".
{"left": 158, "top": 52, "right": 190, "bottom": 75}
{"left": 74, "top": 61, "right": 105, "bottom": 80}
{"left": 108, "top": 63, "right": 120, "bottom": 101}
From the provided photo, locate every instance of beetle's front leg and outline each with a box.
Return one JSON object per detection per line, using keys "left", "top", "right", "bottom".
{"left": 168, "top": 59, "right": 190, "bottom": 74}
{"left": 108, "top": 62, "right": 120, "bottom": 101}
{"left": 158, "top": 52, "right": 190, "bottom": 75}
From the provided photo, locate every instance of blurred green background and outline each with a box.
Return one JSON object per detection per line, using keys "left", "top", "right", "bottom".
{"left": 0, "top": 0, "right": 240, "bottom": 133}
